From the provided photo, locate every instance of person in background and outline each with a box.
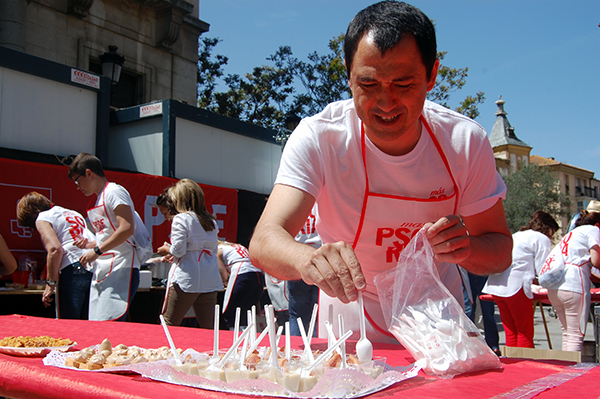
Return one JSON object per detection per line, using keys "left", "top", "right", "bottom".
{"left": 218, "top": 241, "right": 264, "bottom": 329}
{"left": 464, "top": 271, "right": 500, "bottom": 355}
{"left": 288, "top": 208, "right": 321, "bottom": 337}
{"left": 69, "top": 152, "right": 140, "bottom": 321}
{"left": 566, "top": 200, "right": 600, "bottom": 233}
{"left": 545, "top": 210, "right": 600, "bottom": 351}
{"left": 16, "top": 192, "right": 95, "bottom": 319}
{"left": 156, "top": 179, "right": 223, "bottom": 328}
{"left": 483, "top": 211, "right": 558, "bottom": 348}
{"left": 249, "top": 1, "right": 512, "bottom": 343}
{"left": 0, "top": 233, "right": 17, "bottom": 276}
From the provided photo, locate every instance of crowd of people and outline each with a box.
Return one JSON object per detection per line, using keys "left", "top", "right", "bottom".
{"left": 2, "top": 1, "right": 600, "bottom": 358}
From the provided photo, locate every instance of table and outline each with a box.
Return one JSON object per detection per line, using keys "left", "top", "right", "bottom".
{"left": 1, "top": 315, "right": 599, "bottom": 398}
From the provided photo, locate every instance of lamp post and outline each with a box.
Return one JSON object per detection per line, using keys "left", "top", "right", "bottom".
{"left": 99, "top": 45, "right": 125, "bottom": 105}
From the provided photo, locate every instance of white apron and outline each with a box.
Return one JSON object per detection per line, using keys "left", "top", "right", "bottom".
{"left": 223, "top": 261, "right": 243, "bottom": 313}
{"left": 87, "top": 184, "right": 135, "bottom": 321}
{"left": 161, "top": 248, "right": 213, "bottom": 314}
{"left": 318, "top": 117, "right": 463, "bottom": 344}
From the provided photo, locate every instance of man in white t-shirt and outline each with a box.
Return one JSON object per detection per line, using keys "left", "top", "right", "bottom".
{"left": 69, "top": 153, "right": 140, "bottom": 321}
{"left": 249, "top": 1, "right": 512, "bottom": 343}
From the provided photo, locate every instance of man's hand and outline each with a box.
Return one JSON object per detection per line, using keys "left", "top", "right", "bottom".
{"left": 298, "top": 241, "right": 365, "bottom": 304}
{"left": 423, "top": 215, "right": 471, "bottom": 264}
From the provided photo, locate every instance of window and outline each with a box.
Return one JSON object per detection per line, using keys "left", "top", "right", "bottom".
{"left": 89, "top": 59, "right": 144, "bottom": 108}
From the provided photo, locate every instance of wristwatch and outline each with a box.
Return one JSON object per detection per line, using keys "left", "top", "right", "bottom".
{"left": 45, "top": 279, "right": 58, "bottom": 287}
{"left": 93, "top": 246, "right": 103, "bottom": 256}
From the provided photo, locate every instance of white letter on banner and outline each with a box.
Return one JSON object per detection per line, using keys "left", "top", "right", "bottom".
{"left": 211, "top": 204, "right": 227, "bottom": 230}
{"left": 144, "top": 195, "right": 165, "bottom": 243}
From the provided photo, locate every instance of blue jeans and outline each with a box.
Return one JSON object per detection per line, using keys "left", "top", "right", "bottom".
{"left": 57, "top": 262, "right": 93, "bottom": 320}
{"left": 116, "top": 268, "right": 140, "bottom": 322}
{"left": 288, "top": 280, "right": 319, "bottom": 337}
{"left": 466, "top": 272, "right": 499, "bottom": 349}
{"left": 223, "top": 271, "right": 265, "bottom": 329}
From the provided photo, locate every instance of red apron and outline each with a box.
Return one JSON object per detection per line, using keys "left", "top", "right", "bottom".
{"left": 318, "top": 116, "right": 462, "bottom": 343}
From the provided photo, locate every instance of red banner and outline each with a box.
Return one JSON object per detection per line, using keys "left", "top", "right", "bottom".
{"left": 0, "top": 157, "right": 237, "bottom": 272}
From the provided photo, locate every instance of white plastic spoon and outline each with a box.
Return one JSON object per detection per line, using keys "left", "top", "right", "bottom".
{"left": 356, "top": 291, "right": 373, "bottom": 363}
{"left": 159, "top": 314, "right": 182, "bottom": 366}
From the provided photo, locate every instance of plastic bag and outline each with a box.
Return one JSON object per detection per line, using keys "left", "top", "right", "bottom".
{"left": 128, "top": 210, "right": 153, "bottom": 265}
{"left": 374, "top": 229, "right": 502, "bottom": 379}
{"left": 538, "top": 246, "right": 566, "bottom": 289}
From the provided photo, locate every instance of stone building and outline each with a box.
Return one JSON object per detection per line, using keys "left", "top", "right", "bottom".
{"left": 488, "top": 96, "right": 600, "bottom": 230}
{"left": 0, "top": 0, "right": 206, "bottom": 108}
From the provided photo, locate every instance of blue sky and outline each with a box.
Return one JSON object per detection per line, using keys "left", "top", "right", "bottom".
{"left": 198, "top": 0, "right": 600, "bottom": 175}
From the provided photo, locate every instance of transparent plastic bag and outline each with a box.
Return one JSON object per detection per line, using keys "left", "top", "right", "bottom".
{"left": 374, "top": 229, "right": 502, "bottom": 379}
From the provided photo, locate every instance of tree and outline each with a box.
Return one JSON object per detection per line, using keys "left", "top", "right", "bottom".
{"left": 427, "top": 52, "right": 485, "bottom": 120}
{"left": 197, "top": 37, "right": 229, "bottom": 110}
{"left": 502, "top": 163, "right": 571, "bottom": 233}
{"left": 197, "top": 36, "right": 485, "bottom": 129}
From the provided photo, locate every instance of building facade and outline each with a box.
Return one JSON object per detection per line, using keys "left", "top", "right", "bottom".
{"left": 0, "top": 0, "right": 206, "bottom": 108}
{"left": 489, "top": 96, "right": 599, "bottom": 231}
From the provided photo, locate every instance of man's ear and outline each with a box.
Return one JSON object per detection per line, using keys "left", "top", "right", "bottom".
{"left": 426, "top": 58, "right": 440, "bottom": 92}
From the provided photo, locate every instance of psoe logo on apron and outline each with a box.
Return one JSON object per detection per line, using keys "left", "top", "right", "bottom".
{"left": 375, "top": 223, "right": 425, "bottom": 263}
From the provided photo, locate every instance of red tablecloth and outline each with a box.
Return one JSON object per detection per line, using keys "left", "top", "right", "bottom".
{"left": 0, "top": 314, "right": 599, "bottom": 398}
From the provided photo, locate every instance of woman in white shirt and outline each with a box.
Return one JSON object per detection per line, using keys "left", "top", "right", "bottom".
{"left": 16, "top": 191, "right": 94, "bottom": 319}
{"left": 545, "top": 210, "right": 600, "bottom": 351}
{"left": 483, "top": 211, "right": 558, "bottom": 348}
{"left": 157, "top": 179, "right": 223, "bottom": 328}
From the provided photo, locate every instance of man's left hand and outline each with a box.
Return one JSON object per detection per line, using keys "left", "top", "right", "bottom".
{"left": 423, "top": 215, "right": 471, "bottom": 264}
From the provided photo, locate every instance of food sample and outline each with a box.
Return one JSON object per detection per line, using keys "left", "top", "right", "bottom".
{"left": 63, "top": 338, "right": 181, "bottom": 369}
{"left": 0, "top": 335, "right": 74, "bottom": 348}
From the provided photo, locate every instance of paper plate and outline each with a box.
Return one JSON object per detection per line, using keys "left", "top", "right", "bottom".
{"left": 0, "top": 342, "right": 77, "bottom": 357}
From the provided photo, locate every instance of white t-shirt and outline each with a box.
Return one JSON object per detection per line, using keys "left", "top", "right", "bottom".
{"left": 36, "top": 206, "right": 94, "bottom": 270}
{"left": 219, "top": 243, "right": 262, "bottom": 275}
{"left": 169, "top": 212, "right": 223, "bottom": 293}
{"left": 95, "top": 182, "right": 140, "bottom": 269}
{"left": 276, "top": 99, "right": 505, "bottom": 266}
{"left": 547, "top": 225, "right": 600, "bottom": 294}
{"left": 484, "top": 230, "right": 551, "bottom": 299}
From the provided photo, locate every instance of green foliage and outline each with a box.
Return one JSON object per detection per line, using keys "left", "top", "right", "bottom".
{"left": 197, "top": 36, "right": 484, "bottom": 130}
{"left": 502, "top": 164, "right": 571, "bottom": 233}
{"left": 427, "top": 52, "right": 485, "bottom": 119}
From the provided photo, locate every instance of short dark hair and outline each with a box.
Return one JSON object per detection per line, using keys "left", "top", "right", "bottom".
{"left": 520, "top": 210, "right": 559, "bottom": 238}
{"left": 68, "top": 153, "right": 105, "bottom": 179}
{"left": 344, "top": 1, "right": 437, "bottom": 79}
{"left": 17, "top": 192, "right": 53, "bottom": 229}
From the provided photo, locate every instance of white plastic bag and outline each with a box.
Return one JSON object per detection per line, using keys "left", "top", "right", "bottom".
{"left": 128, "top": 211, "right": 153, "bottom": 264}
{"left": 538, "top": 246, "right": 566, "bottom": 289}
{"left": 374, "top": 229, "right": 502, "bottom": 379}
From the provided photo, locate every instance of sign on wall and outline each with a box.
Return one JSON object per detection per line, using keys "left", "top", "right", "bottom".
{"left": 0, "top": 158, "right": 238, "bottom": 272}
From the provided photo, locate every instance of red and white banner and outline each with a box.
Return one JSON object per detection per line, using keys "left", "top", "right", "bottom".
{"left": 0, "top": 157, "right": 238, "bottom": 271}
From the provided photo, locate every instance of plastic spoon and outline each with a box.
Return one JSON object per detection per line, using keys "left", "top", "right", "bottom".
{"left": 356, "top": 291, "right": 373, "bottom": 363}
{"left": 159, "top": 314, "right": 182, "bottom": 366}
{"left": 213, "top": 304, "right": 220, "bottom": 360}
{"left": 307, "top": 329, "right": 353, "bottom": 372}
{"left": 338, "top": 314, "right": 347, "bottom": 369}
{"left": 307, "top": 303, "right": 318, "bottom": 344}
{"left": 297, "top": 317, "right": 315, "bottom": 363}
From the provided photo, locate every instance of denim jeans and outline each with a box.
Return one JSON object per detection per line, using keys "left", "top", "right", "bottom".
{"left": 222, "top": 271, "right": 265, "bottom": 329}
{"left": 57, "top": 262, "right": 93, "bottom": 320}
{"left": 467, "top": 272, "right": 499, "bottom": 349}
{"left": 115, "top": 268, "right": 140, "bottom": 322}
{"left": 288, "top": 280, "right": 319, "bottom": 337}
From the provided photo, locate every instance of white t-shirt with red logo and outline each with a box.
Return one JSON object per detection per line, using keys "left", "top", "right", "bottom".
{"left": 220, "top": 243, "right": 262, "bottom": 275}
{"left": 276, "top": 99, "right": 505, "bottom": 257}
{"left": 37, "top": 206, "right": 94, "bottom": 270}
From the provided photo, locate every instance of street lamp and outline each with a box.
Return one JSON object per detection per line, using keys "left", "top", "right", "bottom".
{"left": 99, "top": 45, "right": 125, "bottom": 85}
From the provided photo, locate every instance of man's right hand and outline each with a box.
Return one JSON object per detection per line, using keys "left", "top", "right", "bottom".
{"left": 298, "top": 241, "right": 365, "bottom": 304}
